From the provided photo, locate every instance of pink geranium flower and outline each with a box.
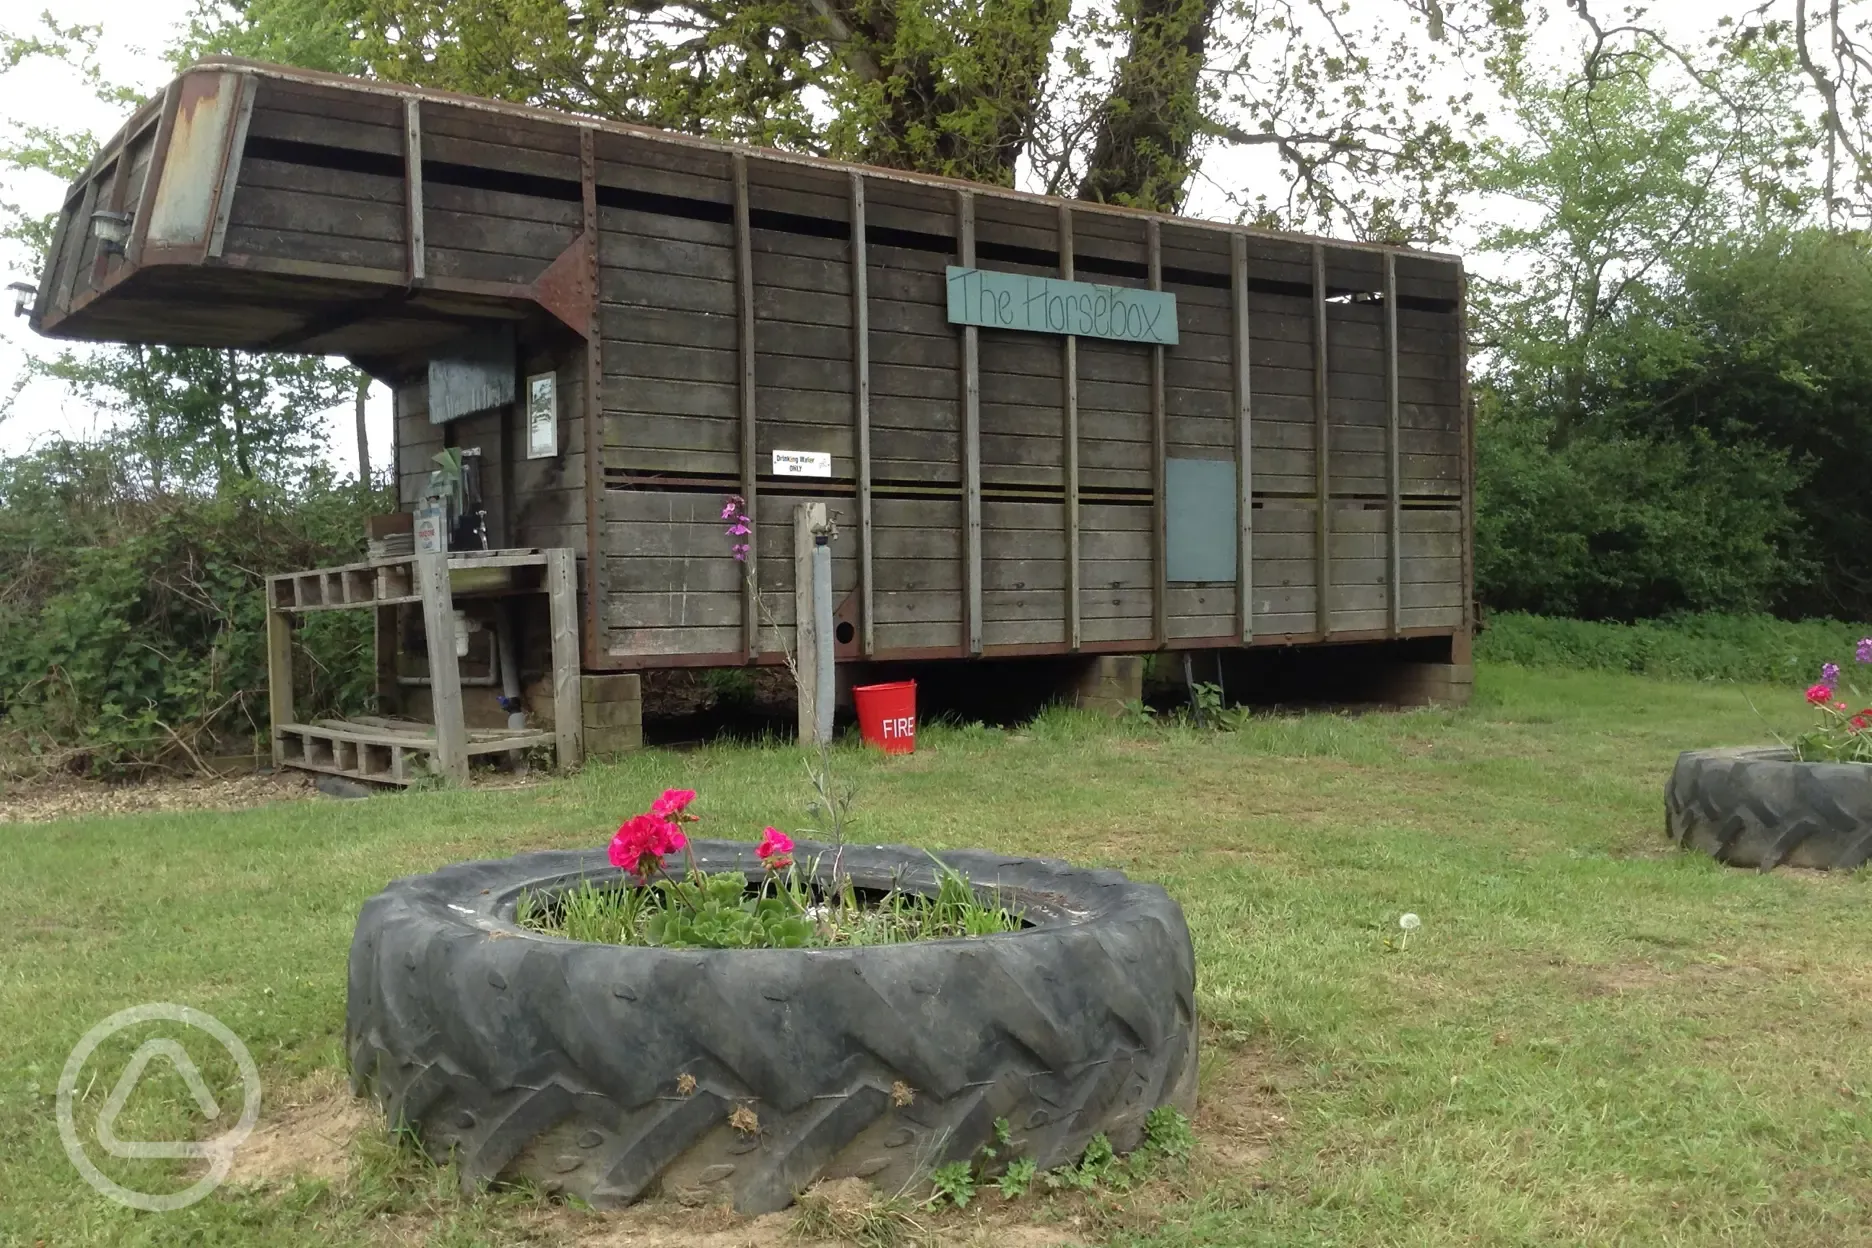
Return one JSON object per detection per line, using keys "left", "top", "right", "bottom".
{"left": 756, "top": 826, "right": 794, "bottom": 871}
{"left": 610, "top": 813, "right": 686, "bottom": 881}
{"left": 1806, "top": 683, "right": 1834, "bottom": 706}
{"left": 651, "top": 788, "right": 698, "bottom": 820}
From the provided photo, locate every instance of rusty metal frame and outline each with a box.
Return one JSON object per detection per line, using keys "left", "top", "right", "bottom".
{"left": 205, "top": 73, "right": 259, "bottom": 260}
{"left": 123, "top": 83, "right": 182, "bottom": 271}
{"left": 595, "top": 625, "right": 1464, "bottom": 671}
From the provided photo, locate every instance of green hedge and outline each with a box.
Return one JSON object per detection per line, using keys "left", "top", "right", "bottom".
{"left": 1474, "top": 612, "right": 1871, "bottom": 686}
{"left": 0, "top": 441, "right": 383, "bottom": 774}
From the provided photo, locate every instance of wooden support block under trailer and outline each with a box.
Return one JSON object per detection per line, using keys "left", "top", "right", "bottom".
{"left": 30, "top": 60, "right": 1475, "bottom": 717}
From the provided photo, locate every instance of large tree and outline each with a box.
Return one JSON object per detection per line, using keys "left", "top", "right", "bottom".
{"left": 1468, "top": 6, "right": 1872, "bottom": 620}
{"left": 181, "top": 0, "right": 1507, "bottom": 233}
{"left": 1470, "top": 36, "right": 1820, "bottom": 440}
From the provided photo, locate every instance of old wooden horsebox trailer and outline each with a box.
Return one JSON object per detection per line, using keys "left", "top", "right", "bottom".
{"left": 29, "top": 59, "right": 1474, "bottom": 778}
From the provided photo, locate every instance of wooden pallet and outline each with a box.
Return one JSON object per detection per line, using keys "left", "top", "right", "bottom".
{"left": 277, "top": 719, "right": 553, "bottom": 785}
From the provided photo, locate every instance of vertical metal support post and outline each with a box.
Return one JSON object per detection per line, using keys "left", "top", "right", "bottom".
{"left": 415, "top": 553, "right": 469, "bottom": 785}
{"left": 547, "top": 547, "right": 584, "bottom": 770}
{"left": 957, "top": 190, "right": 982, "bottom": 655}
{"left": 734, "top": 153, "right": 760, "bottom": 660}
{"left": 850, "top": 173, "right": 875, "bottom": 656}
{"left": 1148, "top": 217, "right": 1168, "bottom": 648}
{"left": 1060, "top": 203, "right": 1082, "bottom": 651}
{"left": 404, "top": 99, "right": 426, "bottom": 284}
{"left": 1312, "top": 244, "right": 1332, "bottom": 639}
{"left": 1232, "top": 234, "right": 1254, "bottom": 644}
{"left": 794, "top": 502, "right": 831, "bottom": 745}
{"left": 1384, "top": 252, "right": 1403, "bottom": 637}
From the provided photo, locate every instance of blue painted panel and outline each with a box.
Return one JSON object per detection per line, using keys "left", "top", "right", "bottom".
{"left": 944, "top": 266, "right": 1178, "bottom": 345}
{"left": 1166, "top": 457, "right": 1238, "bottom": 583}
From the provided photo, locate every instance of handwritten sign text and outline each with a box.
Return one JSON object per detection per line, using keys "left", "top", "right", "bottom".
{"left": 945, "top": 266, "right": 1178, "bottom": 345}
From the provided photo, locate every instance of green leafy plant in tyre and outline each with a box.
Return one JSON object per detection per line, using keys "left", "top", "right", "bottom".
{"left": 516, "top": 788, "right": 1024, "bottom": 949}
{"left": 1794, "top": 640, "right": 1872, "bottom": 763}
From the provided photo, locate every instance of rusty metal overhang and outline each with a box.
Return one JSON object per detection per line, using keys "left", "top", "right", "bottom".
{"left": 27, "top": 63, "right": 591, "bottom": 370}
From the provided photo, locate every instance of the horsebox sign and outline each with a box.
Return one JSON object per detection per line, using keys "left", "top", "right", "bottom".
{"left": 945, "top": 266, "right": 1179, "bottom": 346}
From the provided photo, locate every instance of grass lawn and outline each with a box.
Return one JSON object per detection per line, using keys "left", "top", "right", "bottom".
{"left": 5, "top": 663, "right": 1871, "bottom": 1246}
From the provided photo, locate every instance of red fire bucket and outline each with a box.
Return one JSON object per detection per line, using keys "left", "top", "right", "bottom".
{"left": 853, "top": 680, "right": 918, "bottom": 754}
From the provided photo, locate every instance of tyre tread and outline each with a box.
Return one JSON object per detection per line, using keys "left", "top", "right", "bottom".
{"left": 346, "top": 841, "right": 1198, "bottom": 1212}
{"left": 1666, "top": 747, "right": 1872, "bottom": 872}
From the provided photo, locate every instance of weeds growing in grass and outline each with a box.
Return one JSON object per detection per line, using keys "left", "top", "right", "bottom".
{"left": 996, "top": 1156, "right": 1039, "bottom": 1198}
{"left": 927, "top": 1159, "right": 977, "bottom": 1209}
{"left": 1140, "top": 1104, "right": 1196, "bottom": 1162}
{"left": 792, "top": 1182, "right": 931, "bottom": 1247}
{"left": 923, "top": 1108, "right": 1196, "bottom": 1211}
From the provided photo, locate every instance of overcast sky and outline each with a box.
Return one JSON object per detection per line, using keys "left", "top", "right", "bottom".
{"left": 0, "top": 0, "right": 393, "bottom": 471}
{"left": 0, "top": 0, "right": 1737, "bottom": 470}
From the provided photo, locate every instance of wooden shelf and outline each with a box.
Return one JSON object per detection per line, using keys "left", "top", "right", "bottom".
{"left": 266, "top": 547, "right": 582, "bottom": 786}
{"left": 266, "top": 548, "right": 557, "bottom": 613}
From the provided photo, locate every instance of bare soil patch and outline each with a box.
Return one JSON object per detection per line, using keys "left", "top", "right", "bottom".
{"left": 229, "top": 1069, "right": 373, "bottom": 1187}
{"left": 218, "top": 1049, "right": 1296, "bottom": 1245}
{"left": 1194, "top": 1039, "right": 1295, "bottom": 1175}
{"left": 0, "top": 768, "right": 317, "bottom": 824}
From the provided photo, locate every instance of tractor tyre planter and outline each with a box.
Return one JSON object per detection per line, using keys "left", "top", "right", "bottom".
{"left": 346, "top": 840, "right": 1199, "bottom": 1213}
{"left": 1666, "top": 747, "right": 1872, "bottom": 871}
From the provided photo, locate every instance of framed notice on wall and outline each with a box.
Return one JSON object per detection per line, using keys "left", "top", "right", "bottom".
{"left": 526, "top": 372, "right": 557, "bottom": 459}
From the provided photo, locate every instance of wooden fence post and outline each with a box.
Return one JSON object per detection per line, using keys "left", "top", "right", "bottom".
{"left": 415, "top": 552, "right": 469, "bottom": 784}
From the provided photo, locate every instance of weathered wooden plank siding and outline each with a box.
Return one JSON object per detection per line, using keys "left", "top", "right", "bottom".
{"left": 510, "top": 351, "right": 590, "bottom": 556}
{"left": 395, "top": 382, "right": 442, "bottom": 510}
{"left": 67, "top": 65, "right": 1469, "bottom": 667}
{"left": 581, "top": 195, "right": 1462, "bottom": 655}
{"left": 229, "top": 79, "right": 409, "bottom": 274}
{"left": 600, "top": 488, "right": 861, "bottom": 657}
